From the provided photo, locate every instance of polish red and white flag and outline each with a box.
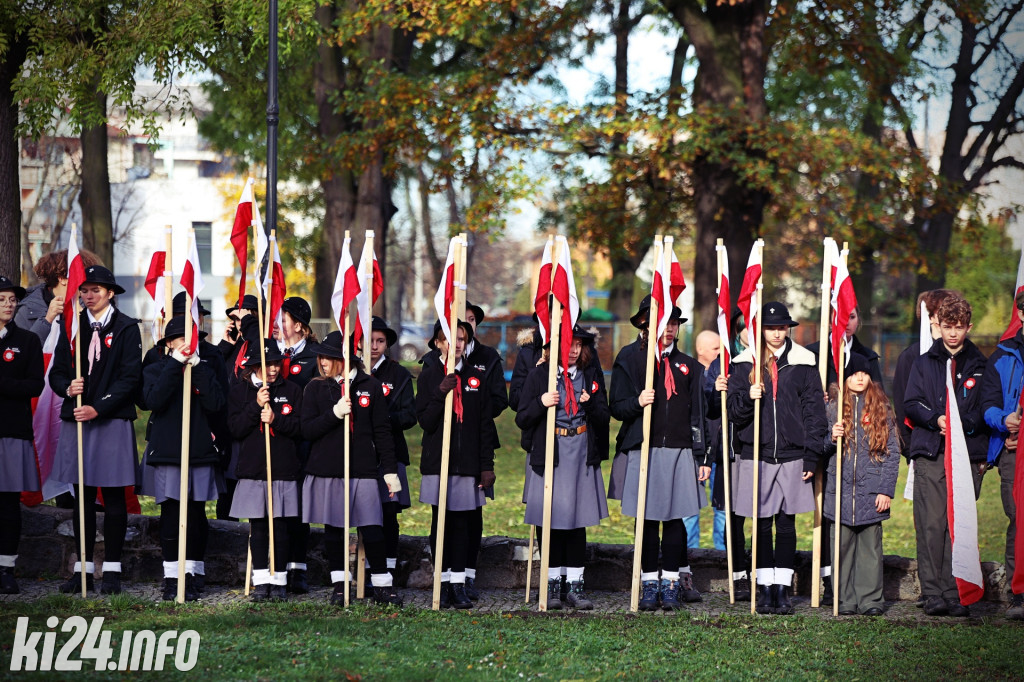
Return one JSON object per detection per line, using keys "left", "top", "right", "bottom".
{"left": 736, "top": 241, "right": 762, "bottom": 351}
{"left": 331, "top": 234, "right": 360, "bottom": 338}
{"left": 180, "top": 230, "right": 206, "bottom": 355}
{"left": 63, "top": 224, "right": 86, "bottom": 355}
{"left": 716, "top": 243, "right": 731, "bottom": 373}
{"left": 433, "top": 238, "right": 459, "bottom": 346}
{"left": 230, "top": 179, "right": 254, "bottom": 308}
{"left": 828, "top": 241, "right": 858, "bottom": 375}
{"left": 354, "top": 233, "right": 384, "bottom": 349}
{"left": 144, "top": 250, "right": 167, "bottom": 344}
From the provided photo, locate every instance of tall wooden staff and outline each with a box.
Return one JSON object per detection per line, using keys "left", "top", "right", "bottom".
{"left": 832, "top": 242, "right": 849, "bottom": 617}
{"left": 629, "top": 236, "right": 663, "bottom": 612}
{"left": 69, "top": 223, "right": 88, "bottom": 598}
{"left": 537, "top": 236, "right": 564, "bottom": 611}
{"left": 175, "top": 229, "right": 195, "bottom": 603}
{"left": 255, "top": 228, "right": 276, "bottom": 578}
{"left": 811, "top": 237, "right": 833, "bottom": 608}
{"left": 339, "top": 230, "right": 354, "bottom": 605}
{"left": 431, "top": 240, "right": 465, "bottom": 610}
{"left": 356, "top": 231, "right": 375, "bottom": 599}
{"left": 163, "top": 226, "right": 174, "bottom": 334}
{"left": 748, "top": 240, "right": 764, "bottom": 615}
{"left": 716, "top": 238, "right": 736, "bottom": 604}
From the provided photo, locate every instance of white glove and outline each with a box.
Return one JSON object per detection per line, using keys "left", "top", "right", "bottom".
{"left": 383, "top": 473, "right": 402, "bottom": 494}
{"left": 186, "top": 351, "right": 200, "bottom": 367}
{"left": 170, "top": 347, "right": 190, "bottom": 364}
{"left": 332, "top": 396, "right": 351, "bottom": 419}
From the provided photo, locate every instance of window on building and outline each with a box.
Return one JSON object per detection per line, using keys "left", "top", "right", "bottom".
{"left": 193, "top": 222, "right": 212, "bottom": 274}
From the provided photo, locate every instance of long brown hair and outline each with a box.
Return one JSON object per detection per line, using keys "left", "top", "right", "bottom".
{"left": 829, "top": 379, "right": 893, "bottom": 462}
{"left": 748, "top": 334, "right": 780, "bottom": 386}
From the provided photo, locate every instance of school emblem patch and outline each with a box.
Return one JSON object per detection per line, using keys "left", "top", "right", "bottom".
{"left": 467, "top": 377, "right": 481, "bottom": 389}
{"left": 591, "top": 380, "right": 599, "bottom": 394}
{"left": 679, "top": 363, "right": 689, "bottom": 375}
{"left": 382, "top": 384, "right": 392, "bottom": 396}
{"left": 2, "top": 349, "right": 13, "bottom": 362}
{"left": 965, "top": 378, "right": 976, "bottom": 389}
{"left": 290, "top": 364, "right": 302, "bottom": 374}
{"left": 104, "top": 333, "right": 113, "bottom": 348}
{"left": 359, "top": 395, "right": 370, "bottom": 408}
{"left": 281, "top": 404, "right": 293, "bottom": 415}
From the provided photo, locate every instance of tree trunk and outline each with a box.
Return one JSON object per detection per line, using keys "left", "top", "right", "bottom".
{"left": 0, "top": 37, "right": 26, "bottom": 281}
{"left": 79, "top": 87, "right": 114, "bottom": 268}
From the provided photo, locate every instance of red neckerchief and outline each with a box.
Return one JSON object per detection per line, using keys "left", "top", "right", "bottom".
{"left": 452, "top": 374, "right": 464, "bottom": 422}
{"left": 282, "top": 347, "right": 292, "bottom": 375}
{"left": 769, "top": 355, "right": 779, "bottom": 401}
{"left": 233, "top": 340, "right": 249, "bottom": 377}
{"left": 563, "top": 368, "right": 578, "bottom": 416}
{"left": 659, "top": 347, "right": 676, "bottom": 397}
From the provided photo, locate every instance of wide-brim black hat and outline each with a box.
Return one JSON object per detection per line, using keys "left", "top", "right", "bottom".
{"left": 630, "top": 295, "right": 685, "bottom": 328}
{"left": 280, "top": 297, "right": 312, "bottom": 327}
{"left": 157, "top": 316, "right": 208, "bottom": 346}
{"left": 309, "top": 330, "right": 348, "bottom": 360}
{"left": 761, "top": 301, "right": 799, "bottom": 328}
{"left": 81, "top": 265, "right": 125, "bottom": 295}
{"left": 428, "top": 319, "right": 474, "bottom": 350}
{"left": 571, "top": 324, "right": 597, "bottom": 343}
{"left": 172, "top": 291, "right": 211, "bottom": 316}
{"left": 466, "top": 301, "right": 485, "bottom": 326}
{"left": 371, "top": 316, "right": 398, "bottom": 347}
{"left": 0, "top": 275, "right": 26, "bottom": 300}
{"left": 841, "top": 351, "right": 872, "bottom": 381}
{"left": 241, "top": 339, "right": 285, "bottom": 367}
{"left": 226, "top": 294, "right": 259, "bottom": 316}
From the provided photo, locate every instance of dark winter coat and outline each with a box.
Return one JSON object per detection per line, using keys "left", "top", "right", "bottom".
{"left": 892, "top": 341, "right": 922, "bottom": 458}
{"left": 0, "top": 322, "right": 45, "bottom": 440}
{"left": 228, "top": 375, "right": 304, "bottom": 481}
{"left": 13, "top": 284, "right": 55, "bottom": 345}
{"left": 726, "top": 339, "right": 827, "bottom": 472}
{"left": 980, "top": 329, "right": 1024, "bottom": 465}
{"left": 142, "top": 355, "right": 224, "bottom": 468}
{"left": 301, "top": 371, "right": 397, "bottom": 479}
{"left": 509, "top": 329, "right": 542, "bottom": 412}
{"left": 609, "top": 337, "right": 642, "bottom": 454}
{"left": 807, "top": 334, "right": 884, "bottom": 391}
{"left": 904, "top": 338, "right": 988, "bottom": 462}
{"left": 370, "top": 357, "right": 417, "bottom": 466}
{"left": 823, "top": 395, "right": 901, "bottom": 526}
{"left": 515, "top": 361, "right": 610, "bottom": 471}
{"left": 416, "top": 359, "right": 496, "bottom": 478}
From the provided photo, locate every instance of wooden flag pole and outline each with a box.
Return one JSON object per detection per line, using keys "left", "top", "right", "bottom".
{"left": 538, "top": 236, "right": 563, "bottom": 612}
{"left": 833, "top": 242, "right": 850, "bottom": 617}
{"left": 716, "top": 238, "right": 736, "bottom": 604}
{"left": 72, "top": 227, "right": 87, "bottom": 597}
{"left": 431, "top": 238, "right": 464, "bottom": 610}
{"left": 254, "top": 229, "right": 275, "bottom": 577}
{"left": 356, "top": 231, "right": 374, "bottom": 600}
{"left": 163, "top": 226, "right": 174, "bottom": 333}
{"left": 525, "top": 524, "right": 535, "bottom": 603}
{"left": 176, "top": 230, "right": 195, "bottom": 603}
{"left": 630, "top": 236, "right": 663, "bottom": 612}
{"left": 749, "top": 240, "right": 764, "bottom": 615}
{"left": 342, "top": 230, "right": 353, "bottom": 606}
{"left": 811, "top": 237, "right": 833, "bottom": 608}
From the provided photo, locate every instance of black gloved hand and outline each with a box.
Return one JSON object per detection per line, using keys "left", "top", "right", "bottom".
{"left": 478, "top": 470, "right": 496, "bottom": 489}
{"left": 438, "top": 373, "right": 458, "bottom": 394}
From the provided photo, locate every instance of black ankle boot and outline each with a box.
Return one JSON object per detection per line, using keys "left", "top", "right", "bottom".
{"left": 162, "top": 578, "right": 178, "bottom": 601}
{"left": 287, "top": 569, "right": 309, "bottom": 594}
{"left": 733, "top": 575, "right": 751, "bottom": 601}
{"left": 774, "top": 585, "right": 794, "bottom": 615}
{"left": 99, "top": 572, "right": 122, "bottom": 595}
{"left": 60, "top": 572, "right": 94, "bottom": 594}
{"left": 464, "top": 576, "right": 480, "bottom": 601}
{"left": 755, "top": 584, "right": 774, "bottom": 614}
{"left": 372, "top": 585, "right": 404, "bottom": 607}
{"left": 439, "top": 581, "right": 452, "bottom": 609}
{"left": 330, "top": 582, "right": 346, "bottom": 606}
{"left": 822, "top": 576, "right": 834, "bottom": 603}
{"left": 250, "top": 584, "right": 271, "bottom": 602}
{"left": 0, "top": 566, "right": 20, "bottom": 594}
{"left": 546, "top": 578, "right": 563, "bottom": 610}
{"left": 450, "top": 582, "right": 472, "bottom": 609}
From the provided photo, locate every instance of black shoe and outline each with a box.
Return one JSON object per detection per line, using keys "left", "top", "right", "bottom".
{"left": 192, "top": 573, "right": 205, "bottom": 594}
{"left": 450, "top": 582, "right": 472, "bottom": 609}
{"left": 946, "top": 598, "right": 970, "bottom": 618}
{"left": 372, "top": 585, "right": 404, "bottom": 607}
{"left": 922, "top": 595, "right": 948, "bottom": 616}
{"left": 59, "top": 573, "right": 93, "bottom": 594}
{"left": 464, "top": 576, "right": 480, "bottom": 601}
{"left": 774, "top": 585, "right": 794, "bottom": 615}
{"left": 733, "top": 576, "right": 751, "bottom": 601}
{"left": 660, "top": 579, "right": 681, "bottom": 611}
{"left": 250, "top": 584, "right": 271, "bottom": 603}
{"left": 822, "top": 576, "right": 834, "bottom": 603}
{"left": 861, "top": 607, "right": 884, "bottom": 617}
{"left": 162, "top": 578, "right": 178, "bottom": 601}
{"left": 330, "top": 582, "right": 347, "bottom": 606}
{"left": 680, "top": 572, "right": 702, "bottom": 602}
{"left": 269, "top": 584, "right": 288, "bottom": 602}
{"left": 915, "top": 595, "right": 927, "bottom": 608}
{"left": 0, "top": 566, "right": 20, "bottom": 594}
{"left": 287, "top": 569, "right": 309, "bottom": 595}
{"left": 755, "top": 585, "right": 774, "bottom": 614}
{"left": 638, "top": 580, "right": 660, "bottom": 611}
{"left": 545, "top": 578, "right": 562, "bottom": 610}
{"left": 184, "top": 574, "right": 199, "bottom": 602}
{"left": 565, "top": 580, "right": 593, "bottom": 610}
{"left": 1007, "top": 593, "right": 1024, "bottom": 621}
{"left": 439, "top": 581, "right": 452, "bottom": 609}
{"left": 99, "top": 572, "right": 122, "bottom": 595}
{"left": 839, "top": 608, "right": 857, "bottom": 616}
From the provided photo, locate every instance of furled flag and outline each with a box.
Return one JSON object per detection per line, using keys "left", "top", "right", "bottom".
{"left": 63, "top": 224, "right": 86, "bottom": 355}
{"left": 919, "top": 300, "right": 931, "bottom": 355}
{"left": 354, "top": 232, "right": 384, "bottom": 349}
{"left": 230, "top": 179, "right": 254, "bottom": 308}
{"left": 736, "top": 241, "right": 762, "bottom": 351}
{"left": 716, "top": 243, "right": 731, "bottom": 373}
{"left": 534, "top": 237, "right": 554, "bottom": 343}
{"left": 944, "top": 357, "right": 985, "bottom": 605}
{"left": 1014, "top": 391, "right": 1024, "bottom": 595}
{"left": 829, "top": 242, "right": 858, "bottom": 376}
{"left": 180, "top": 230, "right": 206, "bottom": 355}
{"left": 330, "top": 234, "right": 360, "bottom": 337}
{"left": 263, "top": 232, "right": 286, "bottom": 335}
{"left": 1001, "top": 243, "right": 1024, "bottom": 341}
{"left": 433, "top": 238, "right": 459, "bottom": 346}
{"left": 144, "top": 250, "right": 167, "bottom": 344}
{"left": 652, "top": 238, "right": 687, "bottom": 341}
{"left": 22, "top": 321, "right": 71, "bottom": 507}
{"left": 551, "top": 236, "right": 581, "bottom": 413}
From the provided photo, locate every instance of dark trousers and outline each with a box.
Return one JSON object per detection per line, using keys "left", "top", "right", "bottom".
{"left": 728, "top": 512, "right": 749, "bottom": 574}
{"left": 913, "top": 456, "right": 957, "bottom": 600}
{"left": 0, "top": 492, "right": 21, "bottom": 556}
{"left": 999, "top": 447, "right": 1017, "bottom": 590}
{"left": 831, "top": 522, "right": 883, "bottom": 612}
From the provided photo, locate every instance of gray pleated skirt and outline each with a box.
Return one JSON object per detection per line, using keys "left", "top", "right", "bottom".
{"left": 419, "top": 474, "right": 486, "bottom": 511}
{"left": 733, "top": 458, "right": 815, "bottom": 518}
{"left": 621, "top": 447, "right": 706, "bottom": 521}
{"left": 606, "top": 451, "right": 628, "bottom": 500}
{"left": 303, "top": 475, "right": 382, "bottom": 527}
{"left": 377, "top": 461, "right": 412, "bottom": 509}
{"left": 0, "top": 438, "right": 40, "bottom": 492}
{"left": 140, "top": 460, "right": 223, "bottom": 504}
{"left": 53, "top": 419, "right": 137, "bottom": 487}
{"left": 229, "top": 479, "right": 299, "bottom": 518}
{"left": 523, "top": 433, "right": 608, "bottom": 529}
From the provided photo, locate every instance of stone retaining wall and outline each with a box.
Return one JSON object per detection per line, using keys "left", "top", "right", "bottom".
{"left": 18, "top": 505, "right": 1012, "bottom": 602}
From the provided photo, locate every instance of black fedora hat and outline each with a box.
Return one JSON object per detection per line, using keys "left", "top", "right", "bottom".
{"left": 158, "top": 316, "right": 208, "bottom": 346}
{"left": 226, "top": 294, "right": 259, "bottom": 317}
{"left": 280, "top": 297, "right": 312, "bottom": 327}
{"left": 761, "top": 301, "right": 799, "bottom": 328}
{"left": 571, "top": 324, "right": 597, "bottom": 343}
{"left": 309, "top": 330, "right": 349, "bottom": 361}
{"left": 465, "top": 301, "right": 486, "bottom": 326}
{"left": 0, "top": 275, "right": 26, "bottom": 300}
{"left": 840, "top": 351, "right": 872, "bottom": 381}
{"left": 172, "top": 291, "right": 211, "bottom": 316}
{"left": 371, "top": 316, "right": 398, "bottom": 347}
{"left": 428, "top": 318, "right": 474, "bottom": 350}
{"left": 241, "top": 339, "right": 285, "bottom": 367}
{"left": 630, "top": 294, "right": 685, "bottom": 328}
{"left": 81, "top": 265, "right": 125, "bottom": 295}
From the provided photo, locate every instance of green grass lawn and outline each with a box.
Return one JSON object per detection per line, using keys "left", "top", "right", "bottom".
{"left": 2, "top": 596, "right": 1021, "bottom": 680}
{"left": 133, "top": 401, "right": 1010, "bottom": 562}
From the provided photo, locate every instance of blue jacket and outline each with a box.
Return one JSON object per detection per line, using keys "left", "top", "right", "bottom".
{"left": 980, "top": 330, "right": 1024, "bottom": 465}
